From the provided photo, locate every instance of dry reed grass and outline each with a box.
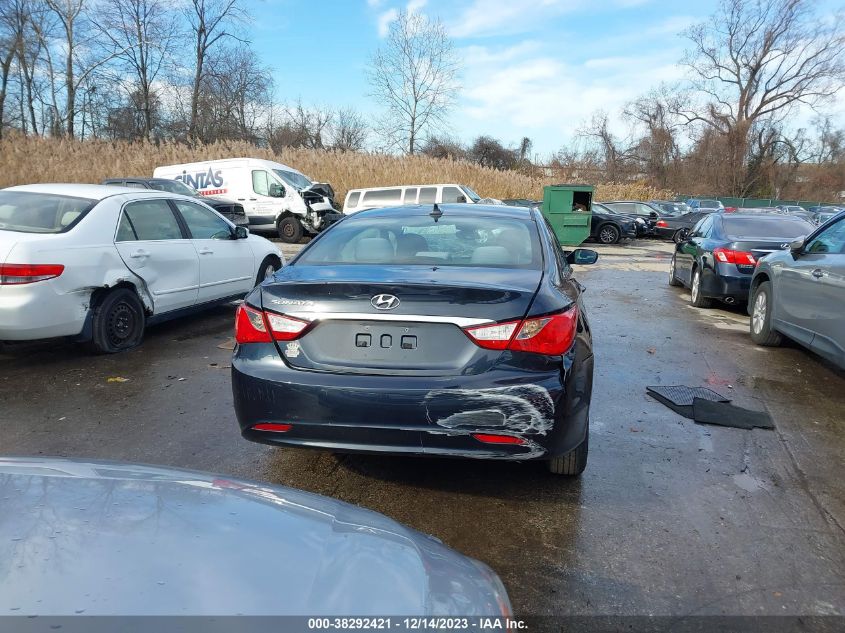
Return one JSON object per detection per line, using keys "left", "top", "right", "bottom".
{"left": 0, "top": 134, "right": 673, "bottom": 202}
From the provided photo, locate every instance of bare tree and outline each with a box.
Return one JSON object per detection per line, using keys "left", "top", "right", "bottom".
{"left": 367, "top": 9, "right": 459, "bottom": 154}
{"left": 578, "top": 111, "right": 637, "bottom": 181}
{"left": 679, "top": 0, "right": 845, "bottom": 195}
{"left": 185, "top": 0, "right": 245, "bottom": 142}
{"left": 0, "top": 0, "right": 27, "bottom": 137}
{"left": 330, "top": 107, "right": 368, "bottom": 151}
{"left": 97, "top": 0, "right": 180, "bottom": 140}
{"left": 624, "top": 87, "right": 682, "bottom": 187}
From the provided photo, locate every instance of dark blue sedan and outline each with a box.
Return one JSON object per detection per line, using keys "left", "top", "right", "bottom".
{"left": 669, "top": 213, "right": 814, "bottom": 308}
{"left": 231, "top": 204, "right": 597, "bottom": 475}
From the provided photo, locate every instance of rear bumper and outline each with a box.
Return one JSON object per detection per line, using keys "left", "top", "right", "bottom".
{"left": 232, "top": 343, "right": 592, "bottom": 460}
{"left": 0, "top": 283, "right": 87, "bottom": 340}
{"left": 653, "top": 227, "right": 677, "bottom": 239}
{"left": 701, "top": 270, "right": 752, "bottom": 302}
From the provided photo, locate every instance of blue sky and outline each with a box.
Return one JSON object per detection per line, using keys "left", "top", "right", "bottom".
{"left": 245, "top": 0, "right": 838, "bottom": 156}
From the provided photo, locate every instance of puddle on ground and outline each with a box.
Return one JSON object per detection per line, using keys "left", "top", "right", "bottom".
{"left": 732, "top": 472, "right": 770, "bottom": 493}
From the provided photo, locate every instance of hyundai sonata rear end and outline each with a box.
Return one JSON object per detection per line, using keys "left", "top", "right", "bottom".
{"left": 232, "top": 204, "right": 596, "bottom": 475}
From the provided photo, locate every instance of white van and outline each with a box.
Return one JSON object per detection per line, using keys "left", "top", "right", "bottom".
{"left": 153, "top": 158, "right": 339, "bottom": 243}
{"left": 343, "top": 183, "right": 483, "bottom": 214}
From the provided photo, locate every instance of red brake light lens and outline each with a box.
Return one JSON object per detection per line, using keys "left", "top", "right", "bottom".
{"left": 472, "top": 433, "right": 526, "bottom": 445}
{"left": 253, "top": 423, "right": 292, "bottom": 433}
{"left": 463, "top": 307, "right": 579, "bottom": 356}
{"left": 235, "top": 305, "right": 311, "bottom": 344}
{"left": 655, "top": 220, "right": 668, "bottom": 227}
{"left": 0, "top": 264, "right": 65, "bottom": 285}
{"left": 713, "top": 247, "right": 756, "bottom": 265}
{"left": 235, "top": 304, "right": 272, "bottom": 343}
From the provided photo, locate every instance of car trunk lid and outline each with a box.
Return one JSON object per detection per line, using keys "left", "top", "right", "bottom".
{"left": 259, "top": 264, "right": 542, "bottom": 376}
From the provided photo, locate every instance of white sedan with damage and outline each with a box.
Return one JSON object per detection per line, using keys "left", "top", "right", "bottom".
{"left": 0, "top": 184, "right": 283, "bottom": 353}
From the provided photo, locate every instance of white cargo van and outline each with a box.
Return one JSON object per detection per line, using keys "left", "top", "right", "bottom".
{"left": 153, "top": 158, "right": 339, "bottom": 243}
{"left": 342, "top": 183, "right": 483, "bottom": 214}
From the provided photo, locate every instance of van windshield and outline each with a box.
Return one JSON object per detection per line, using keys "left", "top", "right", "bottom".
{"left": 463, "top": 186, "right": 481, "bottom": 202}
{"left": 273, "top": 169, "right": 312, "bottom": 190}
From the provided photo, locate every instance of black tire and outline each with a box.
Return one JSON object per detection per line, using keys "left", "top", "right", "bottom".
{"left": 255, "top": 254, "right": 282, "bottom": 286}
{"left": 277, "top": 216, "right": 303, "bottom": 243}
{"left": 597, "top": 224, "right": 621, "bottom": 244}
{"left": 690, "top": 267, "right": 713, "bottom": 308}
{"left": 750, "top": 281, "right": 783, "bottom": 346}
{"left": 87, "top": 288, "right": 146, "bottom": 354}
{"left": 669, "top": 254, "right": 683, "bottom": 286}
{"left": 672, "top": 229, "right": 685, "bottom": 244}
{"left": 548, "top": 433, "right": 588, "bottom": 476}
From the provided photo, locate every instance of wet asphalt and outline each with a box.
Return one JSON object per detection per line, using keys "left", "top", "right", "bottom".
{"left": 1, "top": 238, "right": 843, "bottom": 618}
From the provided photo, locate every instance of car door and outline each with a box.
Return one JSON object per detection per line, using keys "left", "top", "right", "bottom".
{"left": 775, "top": 217, "right": 845, "bottom": 356}
{"left": 677, "top": 215, "right": 712, "bottom": 284}
{"left": 114, "top": 198, "right": 199, "bottom": 313}
{"left": 172, "top": 199, "right": 256, "bottom": 302}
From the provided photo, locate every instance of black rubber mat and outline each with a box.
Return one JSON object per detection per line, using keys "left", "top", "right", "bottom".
{"left": 692, "top": 397, "right": 775, "bottom": 430}
{"left": 646, "top": 385, "right": 730, "bottom": 419}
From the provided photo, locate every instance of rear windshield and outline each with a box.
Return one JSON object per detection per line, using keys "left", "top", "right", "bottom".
{"left": 723, "top": 217, "right": 812, "bottom": 240}
{"left": 699, "top": 200, "right": 721, "bottom": 208}
{"left": 0, "top": 191, "right": 96, "bottom": 233}
{"left": 297, "top": 214, "right": 541, "bottom": 269}
{"left": 149, "top": 180, "right": 197, "bottom": 196}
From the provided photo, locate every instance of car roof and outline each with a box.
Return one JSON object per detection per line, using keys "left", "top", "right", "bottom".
{"left": 353, "top": 203, "right": 532, "bottom": 219}
{"left": 4, "top": 183, "right": 192, "bottom": 201}
{"left": 103, "top": 177, "right": 176, "bottom": 184}
{"left": 3, "top": 183, "right": 163, "bottom": 200}
{"left": 348, "top": 184, "right": 466, "bottom": 194}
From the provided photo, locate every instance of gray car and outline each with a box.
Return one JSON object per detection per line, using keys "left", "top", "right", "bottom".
{"left": 0, "top": 457, "right": 511, "bottom": 616}
{"left": 749, "top": 211, "right": 845, "bottom": 369}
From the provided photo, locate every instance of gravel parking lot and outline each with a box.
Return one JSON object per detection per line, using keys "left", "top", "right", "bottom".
{"left": 2, "top": 238, "right": 843, "bottom": 618}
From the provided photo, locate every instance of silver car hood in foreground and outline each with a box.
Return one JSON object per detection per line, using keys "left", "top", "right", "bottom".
{"left": 0, "top": 457, "right": 509, "bottom": 616}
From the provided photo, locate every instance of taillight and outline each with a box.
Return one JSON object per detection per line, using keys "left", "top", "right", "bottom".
{"left": 253, "top": 423, "right": 292, "bottom": 432}
{"left": 235, "top": 304, "right": 271, "bottom": 343}
{"left": 235, "top": 305, "right": 311, "bottom": 344}
{"left": 264, "top": 312, "right": 310, "bottom": 341}
{"left": 0, "top": 263, "right": 65, "bottom": 285}
{"left": 655, "top": 220, "right": 668, "bottom": 227}
{"left": 713, "top": 247, "right": 756, "bottom": 265}
{"left": 463, "top": 307, "right": 578, "bottom": 356}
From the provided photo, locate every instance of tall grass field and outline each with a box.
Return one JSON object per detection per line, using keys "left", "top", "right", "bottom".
{"left": 0, "top": 135, "right": 672, "bottom": 202}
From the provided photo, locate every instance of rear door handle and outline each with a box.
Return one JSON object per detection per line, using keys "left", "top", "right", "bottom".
{"left": 198, "top": 247, "right": 214, "bottom": 255}
{"left": 811, "top": 268, "right": 824, "bottom": 279}
{"left": 130, "top": 249, "right": 150, "bottom": 258}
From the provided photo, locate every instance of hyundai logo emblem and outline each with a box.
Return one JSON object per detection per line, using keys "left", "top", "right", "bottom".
{"left": 371, "top": 294, "right": 400, "bottom": 310}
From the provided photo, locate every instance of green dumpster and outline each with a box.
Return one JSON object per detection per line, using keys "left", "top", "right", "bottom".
{"left": 541, "top": 184, "right": 593, "bottom": 246}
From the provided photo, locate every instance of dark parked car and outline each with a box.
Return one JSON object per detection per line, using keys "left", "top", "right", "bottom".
{"left": 232, "top": 204, "right": 597, "bottom": 475}
{"left": 102, "top": 177, "right": 248, "bottom": 226}
{"left": 669, "top": 213, "right": 814, "bottom": 308}
{"left": 814, "top": 210, "right": 839, "bottom": 226}
{"left": 0, "top": 457, "right": 512, "bottom": 616}
{"left": 652, "top": 210, "right": 714, "bottom": 242}
{"left": 601, "top": 200, "right": 666, "bottom": 235}
{"left": 589, "top": 202, "right": 641, "bottom": 243}
{"left": 749, "top": 211, "right": 845, "bottom": 369}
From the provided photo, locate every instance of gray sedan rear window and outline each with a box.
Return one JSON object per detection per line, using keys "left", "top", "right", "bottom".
{"left": 0, "top": 192, "right": 96, "bottom": 233}
{"left": 723, "top": 217, "right": 813, "bottom": 240}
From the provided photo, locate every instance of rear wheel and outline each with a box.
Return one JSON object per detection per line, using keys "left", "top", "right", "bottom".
{"left": 87, "top": 288, "right": 146, "bottom": 354}
{"left": 277, "top": 216, "right": 303, "bottom": 244}
{"left": 255, "top": 255, "right": 282, "bottom": 286}
{"left": 690, "top": 267, "right": 713, "bottom": 308}
{"left": 668, "top": 254, "right": 683, "bottom": 286}
{"left": 597, "top": 224, "right": 620, "bottom": 244}
{"left": 548, "top": 431, "right": 588, "bottom": 476}
{"left": 672, "top": 229, "right": 685, "bottom": 244}
{"left": 750, "top": 281, "right": 783, "bottom": 346}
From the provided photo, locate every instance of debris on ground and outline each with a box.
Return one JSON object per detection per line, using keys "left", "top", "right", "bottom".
{"left": 692, "top": 398, "right": 774, "bottom": 430}
{"left": 106, "top": 377, "right": 130, "bottom": 383}
{"left": 217, "top": 338, "right": 236, "bottom": 351}
{"left": 646, "top": 385, "right": 730, "bottom": 419}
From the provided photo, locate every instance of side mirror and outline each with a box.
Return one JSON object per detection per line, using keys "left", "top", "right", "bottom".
{"left": 235, "top": 226, "right": 249, "bottom": 239}
{"left": 269, "top": 183, "right": 286, "bottom": 198}
{"left": 790, "top": 237, "right": 805, "bottom": 256}
{"left": 566, "top": 248, "right": 598, "bottom": 266}
{"left": 649, "top": 211, "right": 658, "bottom": 219}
